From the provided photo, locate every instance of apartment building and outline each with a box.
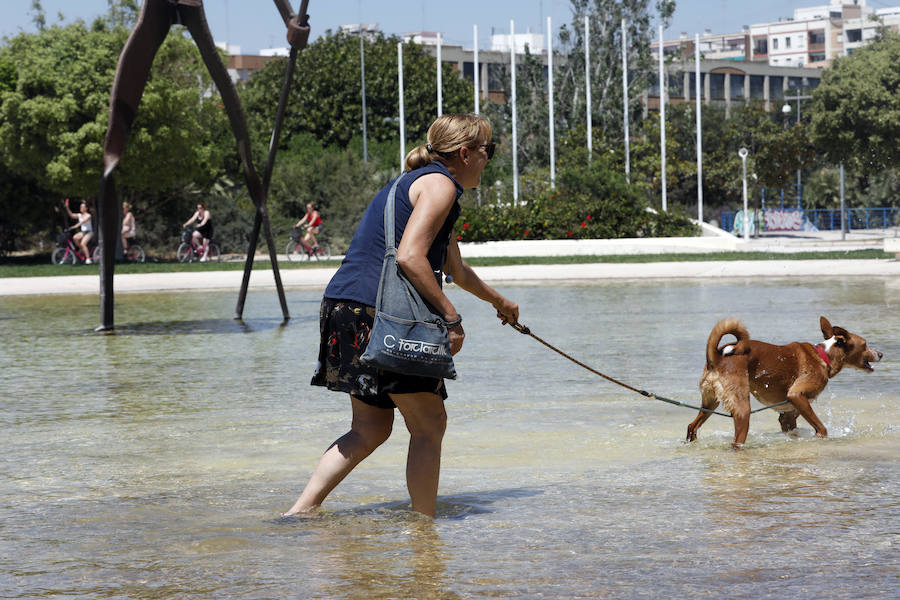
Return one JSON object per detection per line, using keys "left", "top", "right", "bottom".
{"left": 656, "top": 0, "right": 900, "bottom": 69}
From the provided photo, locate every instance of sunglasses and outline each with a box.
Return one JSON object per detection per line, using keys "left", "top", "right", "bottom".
{"left": 479, "top": 142, "right": 497, "bottom": 160}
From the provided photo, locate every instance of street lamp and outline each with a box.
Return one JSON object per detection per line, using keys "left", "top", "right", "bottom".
{"left": 738, "top": 147, "right": 750, "bottom": 242}
{"left": 782, "top": 84, "right": 811, "bottom": 207}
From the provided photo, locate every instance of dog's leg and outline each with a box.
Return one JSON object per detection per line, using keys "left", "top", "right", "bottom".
{"left": 731, "top": 394, "right": 751, "bottom": 449}
{"left": 778, "top": 411, "right": 798, "bottom": 433}
{"left": 786, "top": 390, "right": 828, "bottom": 438}
{"left": 687, "top": 384, "right": 718, "bottom": 442}
{"left": 686, "top": 410, "right": 714, "bottom": 442}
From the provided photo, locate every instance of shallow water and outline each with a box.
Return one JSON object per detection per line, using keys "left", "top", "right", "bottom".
{"left": 1, "top": 277, "right": 897, "bottom": 599}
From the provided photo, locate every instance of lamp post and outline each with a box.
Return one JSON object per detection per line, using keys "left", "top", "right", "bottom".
{"left": 781, "top": 85, "right": 811, "bottom": 207}
{"left": 738, "top": 147, "right": 749, "bottom": 242}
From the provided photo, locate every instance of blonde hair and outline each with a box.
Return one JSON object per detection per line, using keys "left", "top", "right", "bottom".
{"left": 404, "top": 113, "right": 492, "bottom": 171}
{"left": 122, "top": 202, "right": 132, "bottom": 213}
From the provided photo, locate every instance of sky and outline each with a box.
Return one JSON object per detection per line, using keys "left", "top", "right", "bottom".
{"left": 0, "top": 1, "right": 852, "bottom": 53}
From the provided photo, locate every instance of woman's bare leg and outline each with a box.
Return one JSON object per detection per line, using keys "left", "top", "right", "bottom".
{"left": 283, "top": 396, "right": 394, "bottom": 516}
{"left": 80, "top": 233, "right": 93, "bottom": 259}
{"left": 392, "top": 392, "right": 447, "bottom": 518}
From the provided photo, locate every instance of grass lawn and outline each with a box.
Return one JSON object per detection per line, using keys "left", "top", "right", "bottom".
{"left": 0, "top": 249, "right": 890, "bottom": 278}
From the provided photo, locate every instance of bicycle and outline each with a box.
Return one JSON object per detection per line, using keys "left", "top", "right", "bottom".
{"left": 93, "top": 238, "right": 147, "bottom": 263}
{"left": 177, "top": 228, "right": 220, "bottom": 263}
{"left": 51, "top": 231, "right": 99, "bottom": 265}
{"left": 286, "top": 226, "right": 331, "bottom": 261}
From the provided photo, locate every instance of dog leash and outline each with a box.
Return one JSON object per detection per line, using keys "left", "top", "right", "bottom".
{"left": 510, "top": 322, "right": 790, "bottom": 418}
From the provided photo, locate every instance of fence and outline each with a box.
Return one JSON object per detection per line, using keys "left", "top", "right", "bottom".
{"left": 720, "top": 207, "right": 899, "bottom": 234}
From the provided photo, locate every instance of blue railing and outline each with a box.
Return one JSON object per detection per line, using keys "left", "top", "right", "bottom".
{"left": 721, "top": 207, "right": 899, "bottom": 234}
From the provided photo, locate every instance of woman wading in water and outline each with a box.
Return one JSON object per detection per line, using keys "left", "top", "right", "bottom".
{"left": 284, "top": 114, "right": 518, "bottom": 518}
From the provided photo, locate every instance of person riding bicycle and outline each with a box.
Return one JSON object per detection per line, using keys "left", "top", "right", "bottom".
{"left": 121, "top": 202, "right": 136, "bottom": 251}
{"left": 294, "top": 202, "right": 322, "bottom": 251}
{"left": 64, "top": 198, "right": 94, "bottom": 264}
{"left": 183, "top": 201, "right": 214, "bottom": 261}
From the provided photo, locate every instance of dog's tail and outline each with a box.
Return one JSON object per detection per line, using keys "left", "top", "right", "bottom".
{"left": 706, "top": 318, "right": 750, "bottom": 369}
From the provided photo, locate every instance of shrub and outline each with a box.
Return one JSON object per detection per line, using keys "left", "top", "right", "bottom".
{"left": 457, "top": 156, "right": 698, "bottom": 243}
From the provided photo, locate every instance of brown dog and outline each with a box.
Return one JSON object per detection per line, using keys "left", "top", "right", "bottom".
{"left": 687, "top": 316, "right": 882, "bottom": 448}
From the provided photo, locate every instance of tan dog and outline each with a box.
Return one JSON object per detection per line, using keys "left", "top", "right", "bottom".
{"left": 687, "top": 316, "right": 882, "bottom": 448}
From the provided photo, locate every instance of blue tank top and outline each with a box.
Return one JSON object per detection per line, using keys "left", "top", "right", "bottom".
{"left": 325, "top": 162, "right": 463, "bottom": 307}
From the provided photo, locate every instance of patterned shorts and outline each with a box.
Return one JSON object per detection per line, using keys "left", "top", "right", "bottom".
{"left": 311, "top": 298, "right": 447, "bottom": 409}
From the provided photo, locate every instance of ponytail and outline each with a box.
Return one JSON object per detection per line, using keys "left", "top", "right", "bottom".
{"left": 403, "top": 113, "right": 492, "bottom": 172}
{"left": 404, "top": 144, "right": 434, "bottom": 171}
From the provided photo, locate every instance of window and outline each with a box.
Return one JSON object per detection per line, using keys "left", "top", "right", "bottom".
{"left": 730, "top": 74, "right": 745, "bottom": 100}
{"left": 773, "top": 37, "right": 779, "bottom": 50}
{"left": 769, "top": 75, "right": 784, "bottom": 100}
{"left": 809, "top": 31, "right": 825, "bottom": 45}
{"left": 754, "top": 38, "right": 768, "bottom": 55}
{"left": 847, "top": 29, "right": 862, "bottom": 43}
{"left": 688, "top": 72, "right": 706, "bottom": 100}
{"left": 669, "top": 72, "right": 684, "bottom": 98}
{"left": 709, "top": 73, "right": 725, "bottom": 99}
{"left": 487, "top": 63, "right": 505, "bottom": 93}
{"left": 750, "top": 75, "right": 765, "bottom": 99}
{"left": 463, "top": 61, "right": 475, "bottom": 81}
{"left": 785, "top": 36, "right": 791, "bottom": 48}
{"left": 649, "top": 73, "right": 660, "bottom": 97}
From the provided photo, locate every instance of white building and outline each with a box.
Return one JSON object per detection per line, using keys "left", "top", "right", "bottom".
{"left": 750, "top": 0, "right": 900, "bottom": 67}
{"left": 658, "top": 0, "right": 900, "bottom": 69}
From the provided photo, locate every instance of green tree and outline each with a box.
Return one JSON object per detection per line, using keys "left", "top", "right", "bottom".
{"left": 811, "top": 31, "right": 900, "bottom": 175}
{"left": 265, "top": 134, "right": 384, "bottom": 253}
{"left": 0, "top": 16, "right": 235, "bottom": 248}
{"left": 241, "top": 31, "right": 473, "bottom": 168}
{"left": 556, "top": 0, "right": 674, "bottom": 143}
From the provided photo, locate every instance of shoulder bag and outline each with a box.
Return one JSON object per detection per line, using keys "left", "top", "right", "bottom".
{"left": 360, "top": 172, "right": 457, "bottom": 380}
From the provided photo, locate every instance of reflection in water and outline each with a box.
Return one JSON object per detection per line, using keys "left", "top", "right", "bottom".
{"left": 115, "top": 317, "right": 285, "bottom": 336}
{"left": 0, "top": 281, "right": 896, "bottom": 599}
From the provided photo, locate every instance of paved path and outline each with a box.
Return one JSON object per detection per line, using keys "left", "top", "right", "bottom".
{"left": 3, "top": 229, "right": 897, "bottom": 296}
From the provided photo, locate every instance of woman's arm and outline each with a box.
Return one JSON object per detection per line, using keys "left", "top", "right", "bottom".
{"left": 397, "top": 174, "right": 460, "bottom": 322}
{"left": 444, "top": 238, "right": 519, "bottom": 325}
{"left": 183, "top": 211, "right": 198, "bottom": 228}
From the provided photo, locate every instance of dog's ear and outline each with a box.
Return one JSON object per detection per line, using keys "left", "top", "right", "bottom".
{"left": 820, "top": 316, "right": 833, "bottom": 339}
{"left": 832, "top": 326, "right": 850, "bottom": 347}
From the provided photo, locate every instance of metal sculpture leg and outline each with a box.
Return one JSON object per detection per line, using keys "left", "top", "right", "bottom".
{"left": 181, "top": 6, "right": 289, "bottom": 321}
{"left": 97, "top": 0, "right": 173, "bottom": 330}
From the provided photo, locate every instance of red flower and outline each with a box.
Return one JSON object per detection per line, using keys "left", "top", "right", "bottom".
{"left": 456, "top": 235, "right": 462, "bottom": 241}
{"left": 581, "top": 221, "right": 587, "bottom": 227}
{"left": 524, "top": 230, "right": 530, "bottom": 236}
{"left": 567, "top": 231, "right": 573, "bottom": 237}
{"left": 586, "top": 215, "right": 592, "bottom": 220}
{"left": 463, "top": 223, "right": 469, "bottom": 229}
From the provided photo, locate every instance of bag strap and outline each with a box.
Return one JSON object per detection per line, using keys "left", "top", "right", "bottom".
{"left": 382, "top": 171, "right": 407, "bottom": 251}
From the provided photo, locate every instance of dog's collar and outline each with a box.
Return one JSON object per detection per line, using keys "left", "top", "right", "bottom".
{"left": 815, "top": 344, "right": 831, "bottom": 367}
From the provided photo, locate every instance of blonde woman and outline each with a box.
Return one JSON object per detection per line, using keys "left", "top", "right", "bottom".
{"left": 284, "top": 114, "right": 517, "bottom": 518}
{"left": 121, "top": 202, "right": 136, "bottom": 250}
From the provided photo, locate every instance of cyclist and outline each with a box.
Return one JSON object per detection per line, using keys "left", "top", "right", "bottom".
{"left": 183, "top": 201, "right": 214, "bottom": 261}
{"left": 64, "top": 198, "right": 94, "bottom": 264}
{"left": 294, "top": 202, "right": 322, "bottom": 251}
{"left": 121, "top": 202, "right": 136, "bottom": 251}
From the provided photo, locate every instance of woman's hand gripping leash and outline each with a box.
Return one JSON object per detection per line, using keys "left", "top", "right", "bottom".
{"left": 495, "top": 299, "right": 520, "bottom": 329}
